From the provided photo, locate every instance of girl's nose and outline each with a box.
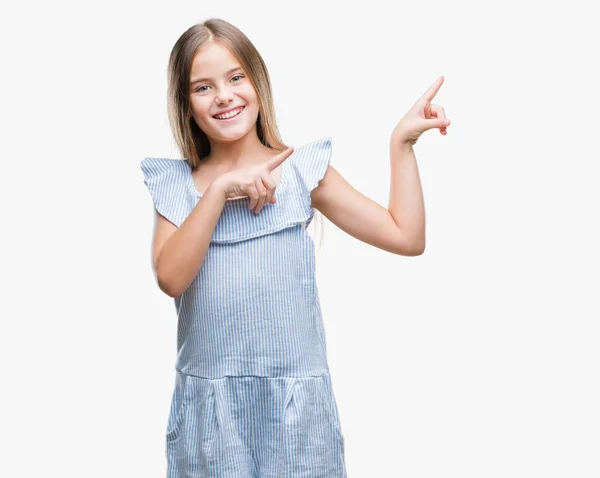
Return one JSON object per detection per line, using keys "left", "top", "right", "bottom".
{"left": 215, "top": 87, "right": 234, "bottom": 104}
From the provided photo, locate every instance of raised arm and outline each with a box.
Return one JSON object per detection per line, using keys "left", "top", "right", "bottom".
{"left": 312, "top": 76, "right": 450, "bottom": 256}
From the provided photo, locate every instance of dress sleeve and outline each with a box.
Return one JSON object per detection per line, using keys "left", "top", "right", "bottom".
{"left": 291, "top": 136, "right": 332, "bottom": 195}
{"left": 288, "top": 136, "right": 332, "bottom": 227}
{"left": 140, "top": 157, "right": 191, "bottom": 227}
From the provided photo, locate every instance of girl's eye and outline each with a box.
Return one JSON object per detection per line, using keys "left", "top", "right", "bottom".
{"left": 195, "top": 75, "right": 244, "bottom": 93}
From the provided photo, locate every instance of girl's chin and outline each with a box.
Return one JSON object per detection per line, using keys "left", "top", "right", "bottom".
{"left": 209, "top": 129, "right": 250, "bottom": 142}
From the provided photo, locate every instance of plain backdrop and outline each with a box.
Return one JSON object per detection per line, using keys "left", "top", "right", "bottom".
{"left": 2, "top": 1, "right": 599, "bottom": 477}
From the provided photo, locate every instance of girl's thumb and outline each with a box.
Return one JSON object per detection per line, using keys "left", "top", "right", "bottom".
{"left": 434, "top": 118, "right": 451, "bottom": 127}
{"left": 422, "top": 118, "right": 449, "bottom": 130}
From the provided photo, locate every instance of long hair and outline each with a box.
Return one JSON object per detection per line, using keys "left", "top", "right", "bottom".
{"left": 166, "top": 17, "right": 324, "bottom": 247}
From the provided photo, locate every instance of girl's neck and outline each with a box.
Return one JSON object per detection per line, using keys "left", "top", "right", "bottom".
{"left": 206, "top": 131, "right": 271, "bottom": 167}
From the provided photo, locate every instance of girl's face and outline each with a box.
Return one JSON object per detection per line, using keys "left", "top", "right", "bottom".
{"left": 188, "top": 42, "right": 259, "bottom": 143}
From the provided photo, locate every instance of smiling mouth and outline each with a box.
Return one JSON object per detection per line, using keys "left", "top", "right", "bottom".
{"left": 213, "top": 106, "right": 245, "bottom": 120}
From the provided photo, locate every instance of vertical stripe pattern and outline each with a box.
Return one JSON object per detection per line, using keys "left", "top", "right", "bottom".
{"left": 141, "top": 137, "right": 347, "bottom": 477}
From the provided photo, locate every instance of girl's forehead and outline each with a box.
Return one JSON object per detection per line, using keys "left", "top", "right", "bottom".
{"left": 191, "top": 43, "right": 238, "bottom": 73}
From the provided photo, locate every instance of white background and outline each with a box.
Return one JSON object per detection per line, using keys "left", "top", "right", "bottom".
{"left": 2, "top": 1, "right": 599, "bottom": 477}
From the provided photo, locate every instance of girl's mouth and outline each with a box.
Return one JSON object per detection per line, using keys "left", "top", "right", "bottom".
{"left": 213, "top": 106, "right": 245, "bottom": 121}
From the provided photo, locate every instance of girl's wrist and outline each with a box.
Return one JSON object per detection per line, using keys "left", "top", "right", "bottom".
{"left": 205, "top": 180, "right": 228, "bottom": 203}
{"left": 390, "top": 135, "right": 414, "bottom": 154}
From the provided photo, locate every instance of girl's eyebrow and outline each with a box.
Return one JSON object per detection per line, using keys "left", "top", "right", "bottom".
{"left": 191, "top": 67, "right": 243, "bottom": 86}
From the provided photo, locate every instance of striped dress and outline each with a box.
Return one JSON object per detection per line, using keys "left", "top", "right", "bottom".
{"left": 141, "top": 137, "right": 347, "bottom": 477}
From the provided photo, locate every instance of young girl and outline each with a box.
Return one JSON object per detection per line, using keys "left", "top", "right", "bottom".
{"left": 141, "top": 17, "right": 450, "bottom": 478}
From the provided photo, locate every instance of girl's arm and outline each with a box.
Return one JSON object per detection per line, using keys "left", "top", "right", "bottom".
{"left": 149, "top": 149, "right": 293, "bottom": 297}
{"left": 152, "top": 183, "right": 227, "bottom": 298}
{"left": 312, "top": 77, "right": 450, "bottom": 256}
{"left": 388, "top": 141, "right": 425, "bottom": 252}
{"left": 311, "top": 140, "right": 424, "bottom": 256}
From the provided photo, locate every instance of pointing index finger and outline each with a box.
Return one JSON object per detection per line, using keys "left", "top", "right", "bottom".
{"left": 265, "top": 146, "right": 295, "bottom": 172}
{"left": 421, "top": 76, "right": 445, "bottom": 103}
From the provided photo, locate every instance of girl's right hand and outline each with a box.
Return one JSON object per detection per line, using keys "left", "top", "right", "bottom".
{"left": 213, "top": 146, "right": 295, "bottom": 214}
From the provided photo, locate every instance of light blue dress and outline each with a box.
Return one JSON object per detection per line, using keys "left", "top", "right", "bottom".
{"left": 141, "top": 137, "right": 347, "bottom": 477}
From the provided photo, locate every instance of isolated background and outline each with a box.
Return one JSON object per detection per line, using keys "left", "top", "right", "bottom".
{"left": 2, "top": 1, "right": 599, "bottom": 476}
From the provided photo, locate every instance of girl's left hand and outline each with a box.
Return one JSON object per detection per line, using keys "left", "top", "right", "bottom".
{"left": 391, "top": 76, "right": 451, "bottom": 147}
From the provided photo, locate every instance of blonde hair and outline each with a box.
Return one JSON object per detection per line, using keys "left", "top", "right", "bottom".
{"left": 166, "top": 17, "right": 324, "bottom": 247}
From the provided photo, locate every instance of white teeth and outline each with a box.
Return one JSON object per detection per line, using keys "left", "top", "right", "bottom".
{"left": 214, "top": 107, "right": 243, "bottom": 119}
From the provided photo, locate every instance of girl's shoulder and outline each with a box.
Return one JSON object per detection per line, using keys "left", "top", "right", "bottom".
{"left": 287, "top": 136, "right": 332, "bottom": 196}
{"left": 140, "top": 157, "right": 194, "bottom": 228}
{"left": 140, "top": 156, "right": 190, "bottom": 181}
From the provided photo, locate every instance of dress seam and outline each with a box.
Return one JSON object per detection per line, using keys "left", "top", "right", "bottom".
{"left": 175, "top": 370, "right": 330, "bottom": 379}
